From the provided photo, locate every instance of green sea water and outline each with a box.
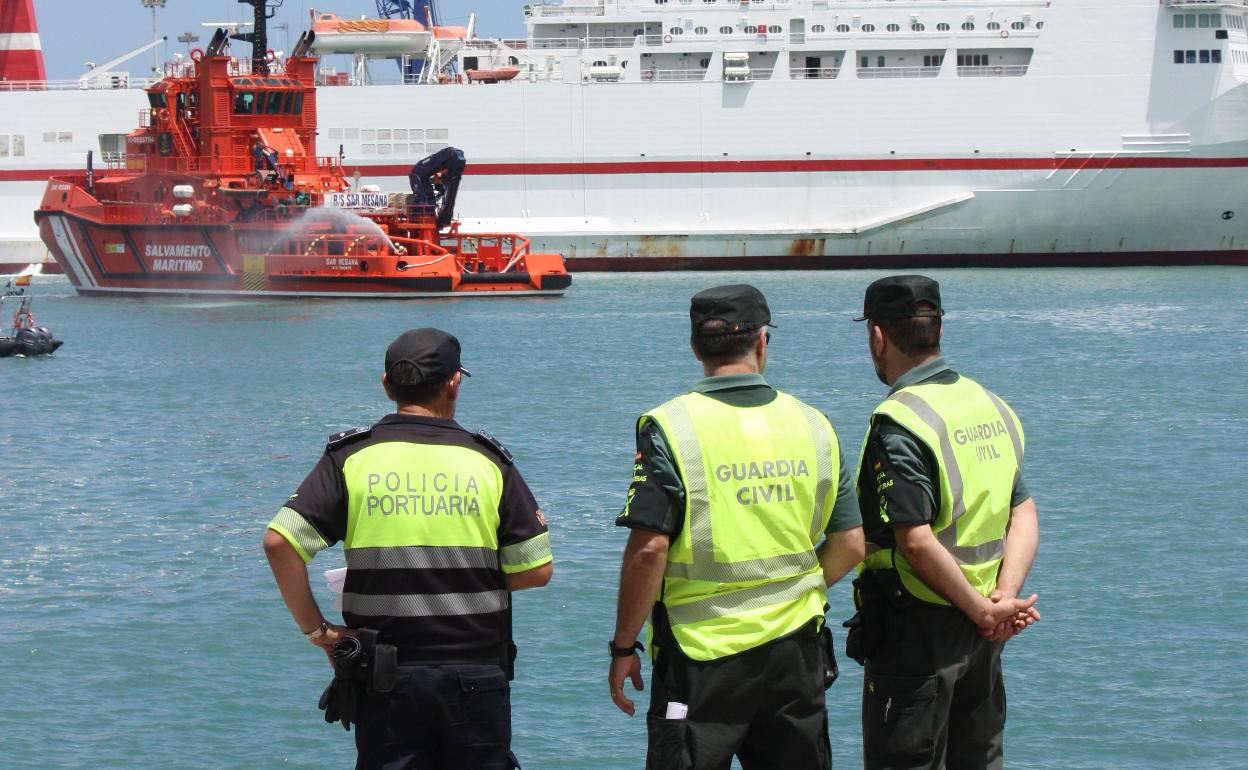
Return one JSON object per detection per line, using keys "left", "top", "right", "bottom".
{"left": 3, "top": 267, "right": 1246, "bottom": 769}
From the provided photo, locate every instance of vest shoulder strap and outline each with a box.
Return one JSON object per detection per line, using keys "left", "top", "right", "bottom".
{"left": 326, "top": 426, "right": 371, "bottom": 450}
{"left": 473, "top": 429, "right": 514, "bottom": 465}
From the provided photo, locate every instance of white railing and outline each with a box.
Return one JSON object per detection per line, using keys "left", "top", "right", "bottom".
{"left": 857, "top": 66, "right": 941, "bottom": 79}
{"left": 519, "top": 36, "right": 638, "bottom": 49}
{"left": 791, "top": 67, "right": 841, "bottom": 79}
{"left": 642, "top": 68, "right": 708, "bottom": 82}
{"left": 957, "top": 64, "right": 1029, "bottom": 77}
{"left": 529, "top": 4, "right": 605, "bottom": 17}
{"left": 0, "top": 77, "right": 157, "bottom": 92}
{"left": 1169, "top": 0, "right": 1247, "bottom": 7}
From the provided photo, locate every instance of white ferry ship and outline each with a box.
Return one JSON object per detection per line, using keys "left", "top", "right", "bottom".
{"left": 3, "top": 0, "right": 1248, "bottom": 270}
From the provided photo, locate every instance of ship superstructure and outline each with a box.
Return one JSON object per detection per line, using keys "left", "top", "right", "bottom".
{"left": 5, "top": 0, "right": 1248, "bottom": 270}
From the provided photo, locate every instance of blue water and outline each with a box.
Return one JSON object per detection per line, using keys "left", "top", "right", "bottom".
{"left": 3, "top": 268, "right": 1245, "bottom": 769}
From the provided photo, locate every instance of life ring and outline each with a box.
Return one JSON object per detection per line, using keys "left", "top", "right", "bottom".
{"left": 663, "top": 34, "right": 673, "bottom": 43}
{"left": 266, "top": 49, "right": 277, "bottom": 62}
{"left": 993, "top": 65, "right": 1004, "bottom": 75}
{"left": 643, "top": 69, "right": 655, "bottom": 80}
{"left": 821, "top": 68, "right": 834, "bottom": 78}
{"left": 1000, "top": 29, "right": 1009, "bottom": 38}
{"left": 190, "top": 48, "right": 203, "bottom": 62}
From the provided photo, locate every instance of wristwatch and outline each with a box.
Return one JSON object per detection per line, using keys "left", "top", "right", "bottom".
{"left": 608, "top": 640, "right": 645, "bottom": 658}
{"left": 303, "top": 620, "right": 330, "bottom": 643}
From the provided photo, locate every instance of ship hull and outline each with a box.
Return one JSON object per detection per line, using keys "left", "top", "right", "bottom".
{"left": 35, "top": 210, "right": 569, "bottom": 298}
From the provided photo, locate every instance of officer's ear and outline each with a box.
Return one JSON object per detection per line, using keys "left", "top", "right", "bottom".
{"left": 381, "top": 372, "right": 397, "bottom": 403}
{"left": 445, "top": 371, "right": 461, "bottom": 402}
{"left": 868, "top": 322, "right": 888, "bottom": 359}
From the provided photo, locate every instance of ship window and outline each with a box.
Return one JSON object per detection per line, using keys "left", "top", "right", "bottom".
{"left": 720, "top": 26, "right": 733, "bottom": 34}
{"left": 695, "top": 26, "right": 708, "bottom": 35}
{"left": 743, "top": 25, "right": 757, "bottom": 34}
{"left": 361, "top": 144, "right": 376, "bottom": 155}
{"left": 700, "top": 57, "right": 710, "bottom": 67}
{"left": 987, "top": 22, "right": 1000, "bottom": 31}
{"left": 234, "top": 92, "right": 255, "bottom": 114}
{"left": 1212, "top": 49, "right": 1222, "bottom": 63}
{"left": 0, "top": 136, "right": 8, "bottom": 157}
{"left": 812, "top": 25, "right": 825, "bottom": 33}
{"left": 282, "top": 91, "right": 294, "bottom": 113}
{"left": 394, "top": 129, "right": 408, "bottom": 140}
{"left": 293, "top": 92, "right": 304, "bottom": 114}
{"left": 1174, "top": 16, "right": 1184, "bottom": 29}
{"left": 912, "top": 23, "right": 925, "bottom": 32}
{"left": 878, "top": 55, "right": 885, "bottom": 67}
{"left": 1174, "top": 49, "right": 1184, "bottom": 64}
{"left": 266, "top": 91, "right": 284, "bottom": 114}
{"left": 1200, "top": 14, "right": 1211, "bottom": 28}
{"left": 58, "top": 132, "right": 72, "bottom": 143}
{"left": 426, "top": 142, "right": 448, "bottom": 153}
{"left": 410, "top": 142, "right": 425, "bottom": 154}
{"left": 862, "top": 24, "right": 875, "bottom": 33}
{"left": 1185, "top": 15, "right": 1196, "bottom": 28}
{"left": 1036, "top": 22, "right": 1044, "bottom": 30}
{"left": 428, "top": 129, "right": 449, "bottom": 140}
{"left": 961, "top": 22, "right": 974, "bottom": 31}
{"left": 1011, "top": 22, "right": 1025, "bottom": 31}
{"left": 1186, "top": 50, "right": 1197, "bottom": 63}
{"left": 768, "top": 25, "right": 781, "bottom": 34}
{"left": 378, "top": 143, "right": 394, "bottom": 155}
{"left": 148, "top": 92, "right": 167, "bottom": 109}
{"left": 328, "top": 128, "right": 343, "bottom": 140}
{"left": 887, "top": 24, "right": 900, "bottom": 32}
{"left": 393, "top": 143, "right": 407, "bottom": 154}
{"left": 860, "top": 55, "right": 868, "bottom": 68}
{"left": 924, "top": 55, "right": 942, "bottom": 67}
{"left": 379, "top": 129, "right": 392, "bottom": 141}
{"left": 668, "top": 27, "right": 683, "bottom": 35}
{"left": 836, "top": 24, "right": 850, "bottom": 33}
{"left": 1200, "top": 49, "right": 1211, "bottom": 63}
{"left": 408, "top": 128, "right": 423, "bottom": 139}
{"left": 361, "top": 129, "right": 376, "bottom": 140}
{"left": 937, "top": 23, "right": 949, "bottom": 32}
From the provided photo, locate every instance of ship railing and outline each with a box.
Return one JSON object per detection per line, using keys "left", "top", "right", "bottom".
{"left": 438, "top": 232, "right": 532, "bottom": 267}
{"left": 647, "top": 69, "right": 710, "bottom": 82}
{"left": 0, "top": 77, "right": 158, "bottom": 92}
{"left": 957, "top": 64, "right": 1029, "bottom": 77}
{"left": 857, "top": 65, "right": 942, "bottom": 79}
{"left": 791, "top": 67, "right": 842, "bottom": 79}
{"left": 98, "top": 201, "right": 231, "bottom": 225}
{"left": 528, "top": 4, "right": 606, "bottom": 18}
{"left": 1168, "top": 0, "right": 1247, "bottom": 6}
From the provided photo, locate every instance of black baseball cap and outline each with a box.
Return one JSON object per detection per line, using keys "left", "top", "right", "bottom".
{"left": 690, "top": 284, "right": 777, "bottom": 336}
{"left": 384, "top": 328, "right": 471, "bottom": 383}
{"left": 854, "top": 275, "right": 945, "bottom": 322}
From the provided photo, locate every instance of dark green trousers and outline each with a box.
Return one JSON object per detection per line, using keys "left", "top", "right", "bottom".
{"left": 646, "top": 623, "right": 831, "bottom": 770}
{"left": 862, "top": 602, "right": 1005, "bottom": 770}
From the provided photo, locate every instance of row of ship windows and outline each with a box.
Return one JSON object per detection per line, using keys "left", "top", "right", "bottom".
{"left": 1174, "top": 49, "right": 1223, "bottom": 64}
{"left": 0, "top": 134, "right": 26, "bottom": 157}
{"left": 359, "top": 143, "right": 451, "bottom": 156}
{"left": 1174, "top": 13, "right": 1225, "bottom": 29}
{"left": 325, "top": 128, "right": 450, "bottom": 142}
{"left": 668, "top": 20, "right": 1041, "bottom": 35}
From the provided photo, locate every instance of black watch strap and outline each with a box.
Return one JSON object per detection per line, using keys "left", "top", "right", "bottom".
{"left": 608, "top": 640, "right": 645, "bottom": 658}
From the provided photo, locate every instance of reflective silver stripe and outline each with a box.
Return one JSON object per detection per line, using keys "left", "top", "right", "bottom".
{"left": 664, "top": 551, "right": 817, "bottom": 582}
{"left": 888, "top": 390, "right": 1004, "bottom": 565}
{"left": 660, "top": 397, "right": 713, "bottom": 563}
{"left": 666, "top": 572, "right": 826, "bottom": 626}
{"left": 982, "top": 387, "right": 1025, "bottom": 489}
{"left": 795, "top": 399, "right": 836, "bottom": 541}
{"left": 270, "top": 506, "right": 329, "bottom": 557}
{"left": 500, "top": 532, "right": 552, "bottom": 569}
{"left": 345, "top": 545, "right": 499, "bottom": 571}
{"left": 343, "top": 589, "right": 509, "bottom": 617}
{"left": 659, "top": 395, "right": 822, "bottom": 583}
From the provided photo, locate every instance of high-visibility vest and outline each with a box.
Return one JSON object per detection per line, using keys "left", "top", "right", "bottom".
{"left": 858, "top": 375, "right": 1024, "bottom": 604}
{"left": 643, "top": 391, "right": 840, "bottom": 661}
{"left": 339, "top": 441, "right": 509, "bottom": 621}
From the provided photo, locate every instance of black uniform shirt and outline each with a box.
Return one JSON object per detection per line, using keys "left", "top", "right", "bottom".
{"left": 858, "top": 356, "right": 1030, "bottom": 548}
{"left": 616, "top": 373, "right": 862, "bottom": 537}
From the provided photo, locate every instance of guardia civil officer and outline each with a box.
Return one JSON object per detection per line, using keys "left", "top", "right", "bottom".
{"left": 608, "top": 284, "right": 866, "bottom": 769}
{"left": 263, "top": 328, "right": 553, "bottom": 770}
{"left": 849, "top": 275, "right": 1040, "bottom": 770}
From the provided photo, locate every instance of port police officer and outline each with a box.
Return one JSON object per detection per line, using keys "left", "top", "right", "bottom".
{"left": 849, "top": 275, "right": 1040, "bottom": 770}
{"left": 609, "top": 284, "right": 865, "bottom": 769}
{"left": 263, "top": 328, "right": 552, "bottom": 770}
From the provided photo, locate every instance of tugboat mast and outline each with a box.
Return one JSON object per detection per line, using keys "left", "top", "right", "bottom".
{"left": 233, "top": 0, "right": 281, "bottom": 76}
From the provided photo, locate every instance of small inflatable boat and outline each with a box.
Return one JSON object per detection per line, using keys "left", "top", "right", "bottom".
{"left": 1, "top": 267, "right": 62, "bottom": 357}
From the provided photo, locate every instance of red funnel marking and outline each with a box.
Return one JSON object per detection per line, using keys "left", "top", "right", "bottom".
{"left": 0, "top": 0, "right": 46, "bottom": 82}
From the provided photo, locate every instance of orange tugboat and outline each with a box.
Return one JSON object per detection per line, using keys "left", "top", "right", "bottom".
{"left": 34, "top": 2, "right": 569, "bottom": 299}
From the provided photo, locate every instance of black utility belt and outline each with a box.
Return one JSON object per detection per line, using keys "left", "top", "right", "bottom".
{"left": 397, "top": 652, "right": 505, "bottom": 667}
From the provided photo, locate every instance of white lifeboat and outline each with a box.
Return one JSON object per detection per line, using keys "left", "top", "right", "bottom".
{"left": 309, "top": 12, "right": 432, "bottom": 55}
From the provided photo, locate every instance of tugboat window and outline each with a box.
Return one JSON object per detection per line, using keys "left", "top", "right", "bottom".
{"left": 283, "top": 92, "right": 294, "bottom": 113}
{"left": 293, "top": 93, "right": 304, "bottom": 114}
{"left": 234, "top": 92, "right": 255, "bottom": 114}
{"left": 267, "top": 92, "right": 283, "bottom": 114}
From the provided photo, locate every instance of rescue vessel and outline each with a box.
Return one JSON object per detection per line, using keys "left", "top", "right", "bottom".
{"left": 32, "top": 2, "right": 570, "bottom": 298}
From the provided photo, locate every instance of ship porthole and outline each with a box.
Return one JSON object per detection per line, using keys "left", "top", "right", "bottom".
{"left": 61, "top": 192, "right": 68, "bottom": 203}
{"left": 1223, "top": 211, "right": 1235, "bottom": 220}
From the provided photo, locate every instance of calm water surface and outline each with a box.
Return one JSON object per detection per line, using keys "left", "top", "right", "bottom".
{"left": 2, "top": 268, "right": 1245, "bottom": 769}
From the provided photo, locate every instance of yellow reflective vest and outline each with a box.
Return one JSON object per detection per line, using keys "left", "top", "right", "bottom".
{"left": 859, "top": 375, "right": 1024, "bottom": 604}
{"left": 643, "top": 391, "right": 840, "bottom": 661}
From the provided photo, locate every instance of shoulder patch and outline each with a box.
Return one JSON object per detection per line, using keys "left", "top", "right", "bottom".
{"left": 326, "top": 426, "right": 371, "bottom": 450}
{"left": 473, "top": 430, "right": 514, "bottom": 464}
